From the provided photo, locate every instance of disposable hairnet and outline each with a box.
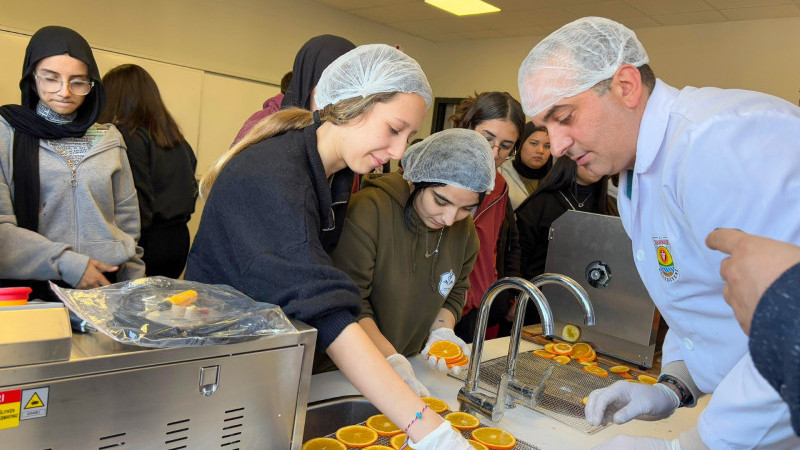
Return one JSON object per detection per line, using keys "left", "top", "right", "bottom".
{"left": 402, "top": 128, "right": 495, "bottom": 194}
{"left": 518, "top": 17, "right": 649, "bottom": 117}
{"left": 314, "top": 43, "right": 433, "bottom": 108}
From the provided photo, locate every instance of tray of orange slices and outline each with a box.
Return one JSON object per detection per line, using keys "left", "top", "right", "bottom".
{"left": 301, "top": 396, "right": 541, "bottom": 450}
{"left": 449, "top": 340, "right": 657, "bottom": 434}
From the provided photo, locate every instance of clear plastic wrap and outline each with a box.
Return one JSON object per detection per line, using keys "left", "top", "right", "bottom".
{"left": 51, "top": 277, "right": 297, "bottom": 348}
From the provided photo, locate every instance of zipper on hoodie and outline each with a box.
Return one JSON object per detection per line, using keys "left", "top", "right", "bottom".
{"left": 473, "top": 184, "right": 508, "bottom": 221}
{"left": 48, "top": 130, "right": 118, "bottom": 249}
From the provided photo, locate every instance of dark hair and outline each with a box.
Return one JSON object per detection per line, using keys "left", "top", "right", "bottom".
{"left": 531, "top": 157, "right": 615, "bottom": 215}
{"left": 404, "top": 181, "right": 486, "bottom": 230}
{"left": 593, "top": 63, "right": 656, "bottom": 96}
{"left": 98, "top": 64, "right": 185, "bottom": 148}
{"left": 280, "top": 71, "right": 292, "bottom": 93}
{"left": 449, "top": 91, "right": 525, "bottom": 149}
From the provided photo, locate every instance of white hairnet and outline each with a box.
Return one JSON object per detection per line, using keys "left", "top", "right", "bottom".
{"left": 518, "top": 17, "right": 649, "bottom": 117}
{"left": 402, "top": 128, "right": 495, "bottom": 194}
{"left": 314, "top": 43, "right": 433, "bottom": 108}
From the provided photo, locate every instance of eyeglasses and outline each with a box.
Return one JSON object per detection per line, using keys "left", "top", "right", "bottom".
{"left": 33, "top": 73, "right": 94, "bottom": 96}
{"left": 482, "top": 134, "right": 517, "bottom": 160}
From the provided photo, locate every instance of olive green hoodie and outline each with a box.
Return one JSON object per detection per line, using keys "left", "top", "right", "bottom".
{"left": 331, "top": 172, "right": 479, "bottom": 358}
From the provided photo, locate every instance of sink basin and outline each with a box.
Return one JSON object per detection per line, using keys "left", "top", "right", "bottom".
{"left": 303, "top": 395, "right": 379, "bottom": 442}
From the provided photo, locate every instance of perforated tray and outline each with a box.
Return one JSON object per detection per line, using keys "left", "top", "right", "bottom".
{"left": 320, "top": 408, "right": 541, "bottom": 449}
{"left": 451, "top": 350, "right": 626, "bottom": 434}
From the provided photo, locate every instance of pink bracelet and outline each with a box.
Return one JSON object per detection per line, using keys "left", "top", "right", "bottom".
{"left": 403, "top": 404, "right": 430, "bottom": 434}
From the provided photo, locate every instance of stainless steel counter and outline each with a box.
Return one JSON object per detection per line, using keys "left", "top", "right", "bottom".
{"left": 0, "top": 321, "right": 316, "bottom": 449}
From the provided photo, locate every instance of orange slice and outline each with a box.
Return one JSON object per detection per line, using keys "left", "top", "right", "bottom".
{"left": 583, "top": 366, "right": 609, "bottom": 377}
{"left": 543, "top": 343, "right": 557, "bottom": 353}
{"left": 562, "top": 324, "right": 581, "bottom": 342}
{"left": 570, "top": 342, "right": 593, "bottom": 360}
{"left": 421, "top": 397, "right": 449, "bottom": 413}
{"left": 638, "top": 374, "right": 658, "bottom": 385}
{"left": 581, "top": 396, "right": 588, "bottom": 405}
{"left": 553, "top": 355, "right": 571, "bottom": 364}
{"left": 444, "top": 411, "right": 481, "bottom": 430}
{"left": 447, "top": 355, "right": 469, "bottom": 368}
{"left": 364, "top": 447, "right": 393, "bottom": 450}
{"left": 619, "top": 372, "right": 634, "bottom": 379}
{"left": 552, "top": 343, "right": 574, "bottom": 356}
{"left": 389, "top": 433, "right": 408, "bottom": 449}
{"left": 533, "top": 349, "right": 556, "bottom": 359}
{"left": 577, "top": 349, "right": 597, "bottom": 362}
{"left": 335, "top": 425, "right": 379, "bottom": 448}
{"left": 468, "top": 440, "right": 489, "bottom": 450}
{"left": 365, "top": 414, "right": 401, "bottom": 436}
{"left": 609, "top": 365, "right": 630, "bottom": 373}
{"left": 625, "top": 379, "right": 641, "bottom": 383}
{"left": 428, "top": 340, "right": 462, "bottom": 363}
{"left": 471, "top": 427, "right": 517, "bottom": 450}
{"left": 579, "top": 360, "right": 598, "bottom": 366}
{"left": 302, "top": 437, "right": 347, "bottom": 450}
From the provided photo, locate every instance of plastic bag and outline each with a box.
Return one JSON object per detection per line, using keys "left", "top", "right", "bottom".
{"left": 51, "top": 276, "right": 296, "bottom": 348}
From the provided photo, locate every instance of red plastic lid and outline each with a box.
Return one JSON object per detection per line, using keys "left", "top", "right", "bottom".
{"left": 0, "top": 287, "right": 33, "bottom": 301}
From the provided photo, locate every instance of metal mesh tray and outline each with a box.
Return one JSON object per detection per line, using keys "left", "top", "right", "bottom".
{"left": 320, "top": 408, "right": 541, "bottom": 449}
{"left": 451, "top": 351, "right": 627, "bottom": 434}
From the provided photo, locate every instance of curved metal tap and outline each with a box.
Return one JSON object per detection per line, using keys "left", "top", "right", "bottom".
{"left": 458, "top": 277, "right": 553, "bottom": 422}
{"left": 531, "top": 273, "right": 595, "bottom": 326}
{"left": 500, "top": 273, "right": 596, "bottom": 409}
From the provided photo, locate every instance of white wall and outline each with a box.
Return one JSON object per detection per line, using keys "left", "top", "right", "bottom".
{"left": 426, "top": 17, "right": 800, "bottom": 105}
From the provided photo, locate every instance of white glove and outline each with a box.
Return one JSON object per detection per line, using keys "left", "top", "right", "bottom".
{"left": 387, "top": 353, "right": 430, "bottom": 397}
{"left": 420, "top": 328, "right": 470, "bottom": 374}
{"left": 592, "top": 435, "right": 680, "bottom": 450}
{"left": 585, "top": 380, "right": 679, "bottom": 426}
{"left": 409, "top": 420, "right": 472, "bottom": 449}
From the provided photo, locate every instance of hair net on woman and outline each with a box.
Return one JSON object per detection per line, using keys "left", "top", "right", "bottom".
{"left": 314, "top": 43, "right": 433, "bottom": 108}
{"left": 402, "top": 128, "right": 495, "bottom": 194}
{"left": 518, "top": 16, "right": 649, "bottom": 117}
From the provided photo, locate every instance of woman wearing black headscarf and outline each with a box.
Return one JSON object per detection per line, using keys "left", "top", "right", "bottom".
{"left": 231, "top": 34, "right": 355, "bottom": 145}
{"left": 498, "top": 121, "right": 553, "bottom": 211}
{"left": 0, "top": 26, "right": 144, "bottom": 297}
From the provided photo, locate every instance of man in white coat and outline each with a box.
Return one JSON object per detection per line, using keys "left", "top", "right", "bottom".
{"left": 518, "top": 16, "right": 800, "bottom": 450}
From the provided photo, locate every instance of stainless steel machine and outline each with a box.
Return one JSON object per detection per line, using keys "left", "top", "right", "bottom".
{"left": 543, "top": 210, "right": 662, "bottom": 367}
{"left": 0, "top": 316, "right": 316, "bottom": 449}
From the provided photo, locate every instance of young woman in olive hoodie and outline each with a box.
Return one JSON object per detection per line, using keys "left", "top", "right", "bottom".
{"left": 331, "top": 128, "right": 496, "bottom": 396}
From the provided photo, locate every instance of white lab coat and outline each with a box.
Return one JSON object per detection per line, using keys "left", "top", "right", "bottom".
{"left": 618, "top": 80, "right": 800, "bottom": 449}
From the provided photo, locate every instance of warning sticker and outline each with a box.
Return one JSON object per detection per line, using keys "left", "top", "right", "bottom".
{"left": 21, "top": 387, "right": 49, "bottom": 420}
{"left": 0, "top": 389, "right": 21, "bottom": 429}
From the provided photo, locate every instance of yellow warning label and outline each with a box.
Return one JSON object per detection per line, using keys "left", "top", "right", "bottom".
{"left": 25, "top": 393, "right": 43, "bottom": 409}
{"left": 0, "top": 389, "right": 21, "bottom": 430}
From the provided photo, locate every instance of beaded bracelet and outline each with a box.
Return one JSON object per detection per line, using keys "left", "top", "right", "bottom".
{"left": 403, "top": 404, "right": 430, "bottom": 434}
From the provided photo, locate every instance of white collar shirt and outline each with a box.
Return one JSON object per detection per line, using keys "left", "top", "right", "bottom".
{"left": 617, "top": 79, "right": 800, "bottom": 449}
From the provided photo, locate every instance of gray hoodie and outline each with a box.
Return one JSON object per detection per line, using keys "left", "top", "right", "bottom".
{"left": 0, "top": 117, "right": 144, "bottom": 286}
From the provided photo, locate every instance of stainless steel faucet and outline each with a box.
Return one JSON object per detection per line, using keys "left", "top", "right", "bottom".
{"left": 502, "top": 273, "right": 595, "bottom": 409}
{"left": 458, "top": 273, "right": 595, "bottom": 421}
{"left": 458, "top": 277, "right": 553, "bottom": 422}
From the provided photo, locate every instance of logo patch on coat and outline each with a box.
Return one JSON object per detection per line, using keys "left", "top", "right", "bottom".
{"left": 439, "top": 270, "right": 455, "bottom": 298}
{"left": 653, "top": 238, "right": 679, "bottom": 283}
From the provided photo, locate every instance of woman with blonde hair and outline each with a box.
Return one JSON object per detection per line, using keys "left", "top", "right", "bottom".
{"left": 186, "top": 45, "right": 472, "bottom": 448}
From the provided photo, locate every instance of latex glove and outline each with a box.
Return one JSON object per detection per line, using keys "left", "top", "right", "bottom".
{"left": 592, "top": 435, "right": 680, "bottom": 450}
{"left": 585, "top": 380, "right": 679, "bottom": 426}
{"left": 386, "top": 353, "right": 430, "bottom": 397}
{"left": 420, "top": 328, "right": 470, "bottom": 374}
{"left": 409, "top": 420, "right": 472, "bottom": 449}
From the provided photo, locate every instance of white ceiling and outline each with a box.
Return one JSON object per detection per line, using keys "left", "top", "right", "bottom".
{"left": 308, "top": 0, "right": 800, "bottom": 41}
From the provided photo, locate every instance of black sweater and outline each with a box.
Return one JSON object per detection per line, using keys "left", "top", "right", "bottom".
{"left": 185, "top": 121, "right": 359, "bottom": 350}
{"left": 749, "top": 263, "right": 800, "bottom": 436}
{"left": 120, "top": 126, "right": 197, "bottom": 229}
